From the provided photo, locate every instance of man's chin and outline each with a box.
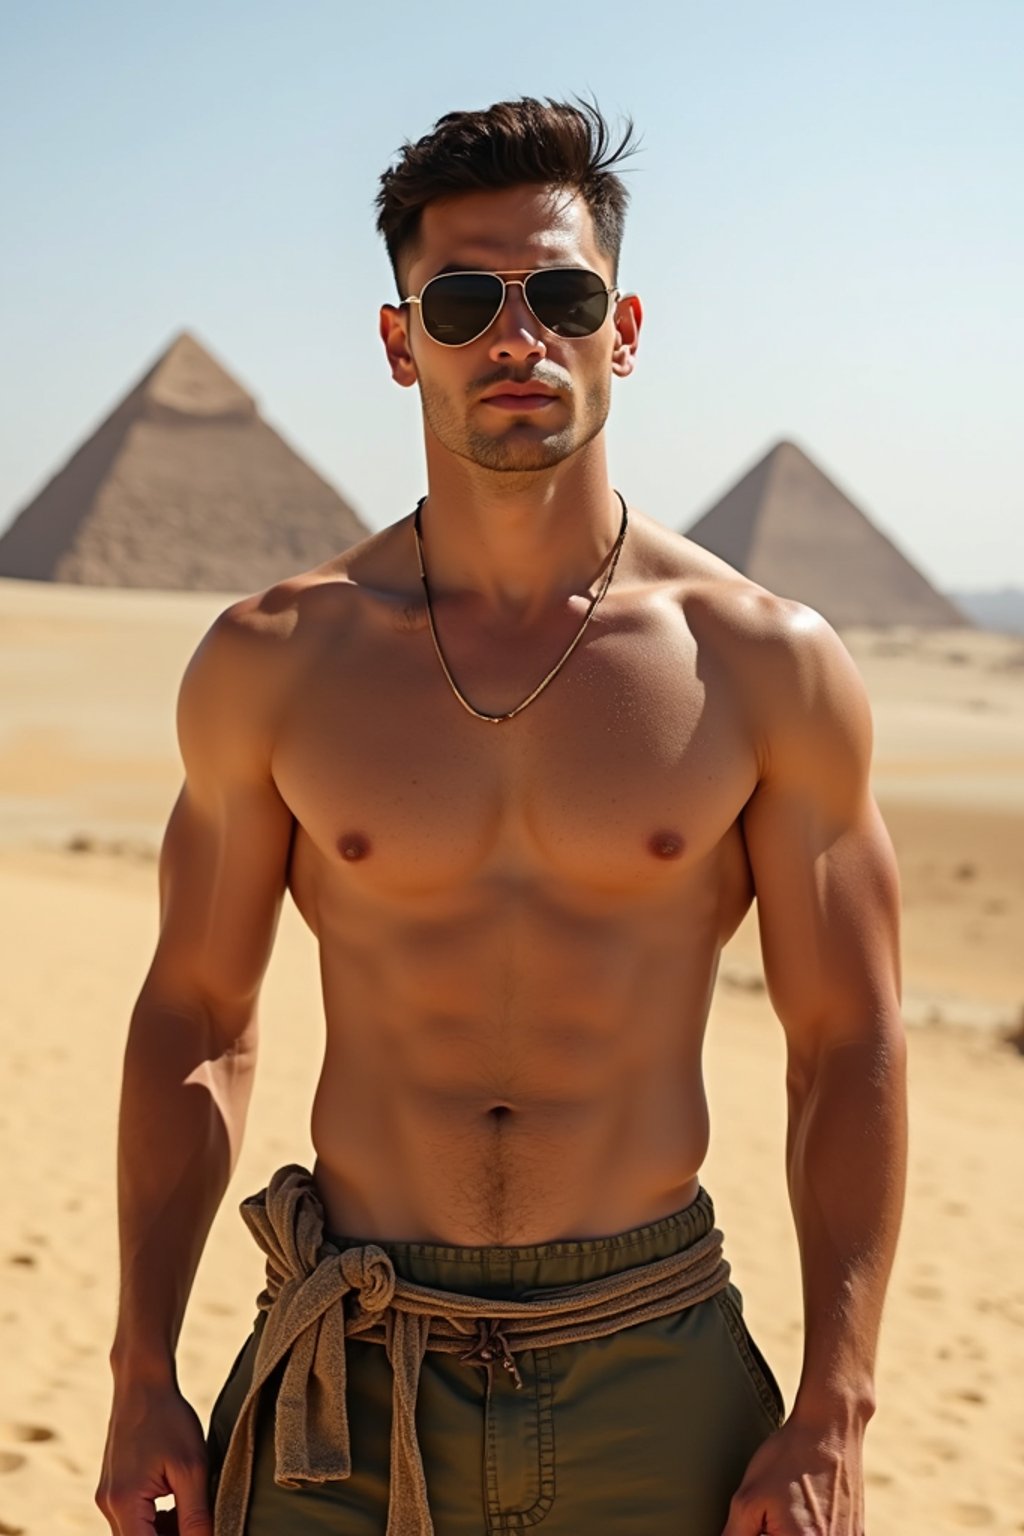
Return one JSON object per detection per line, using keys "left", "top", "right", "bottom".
{"left": 463, "top": 428, "right": 578, "bottom": 473}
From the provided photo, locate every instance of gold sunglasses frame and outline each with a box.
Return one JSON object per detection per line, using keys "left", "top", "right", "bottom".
{"left": 400, "top": 266, "right": 622, "bottom": 348}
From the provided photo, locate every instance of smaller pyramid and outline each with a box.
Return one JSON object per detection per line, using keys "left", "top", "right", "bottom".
{"left": 682, "top": 440, "right": 968, "bottom": 629}
{"left": 0, "top": 331, "right": 369, "bottom": 591}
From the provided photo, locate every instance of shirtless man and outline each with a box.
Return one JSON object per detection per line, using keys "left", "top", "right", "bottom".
{"left": 97, "top": 97, "right": 906, "bottom": 1536}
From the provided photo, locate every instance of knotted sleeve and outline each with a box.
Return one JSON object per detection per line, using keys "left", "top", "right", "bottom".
{"left": 383, "top": 1310, "right": 433, "bottom": 1536}
{"left": 212, "top": 1165, "right": 398, "bottom": 1534}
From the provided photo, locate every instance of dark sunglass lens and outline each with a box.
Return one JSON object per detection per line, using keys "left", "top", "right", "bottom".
{"left": 420, "top": 273, "right": 504, "bottom": 345}
{"left": 527, "top": 269, "right": 609, "bottom": 337}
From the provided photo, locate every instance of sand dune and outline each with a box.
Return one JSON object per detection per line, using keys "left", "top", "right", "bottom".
{"left": 0, "top": 577, "right": 1021, "bottom": 1534}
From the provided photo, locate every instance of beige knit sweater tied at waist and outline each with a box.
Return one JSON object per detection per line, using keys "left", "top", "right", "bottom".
{"left": 212, "top": 1164, "right": 732, "bottom": 1536}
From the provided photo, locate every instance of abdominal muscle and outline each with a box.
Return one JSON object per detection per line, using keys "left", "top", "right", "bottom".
{"left": 305, "top": 892, "right": 721, "bottom": 1247}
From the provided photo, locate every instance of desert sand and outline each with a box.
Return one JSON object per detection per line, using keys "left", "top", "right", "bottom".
{"left": 0, "top": 575, "right": 1021, "bottom": 1535}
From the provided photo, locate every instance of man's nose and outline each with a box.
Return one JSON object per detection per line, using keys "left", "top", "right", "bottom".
{"left": 487, "top": 281, "right": 547, "bottom": 363}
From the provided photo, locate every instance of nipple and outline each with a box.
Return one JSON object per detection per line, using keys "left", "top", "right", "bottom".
{"left": 339, "top": 831, "right": 371, "bottom": 862}
{"left": 648, "top": 830, "right": 684, "bottom": 860}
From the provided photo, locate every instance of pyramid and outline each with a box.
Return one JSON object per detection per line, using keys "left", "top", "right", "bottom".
{"left": 682, "top": 439, "right": 968, "bottom": 629}
{"left": 0, "top": 331, "right": 369, "bottom": 591}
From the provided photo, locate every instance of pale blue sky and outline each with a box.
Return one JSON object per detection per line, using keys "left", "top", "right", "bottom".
{"left": 1, "top": 0, "right": 1021, "bottom": 588}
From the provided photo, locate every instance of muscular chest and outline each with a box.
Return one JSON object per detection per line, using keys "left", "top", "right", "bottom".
{"left": 271, "top": 594, "right": 758, "bottom": 899}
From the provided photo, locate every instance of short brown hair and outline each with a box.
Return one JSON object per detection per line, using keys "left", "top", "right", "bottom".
{"left": 375, "top": 96, "right": 638, "bottom": 293}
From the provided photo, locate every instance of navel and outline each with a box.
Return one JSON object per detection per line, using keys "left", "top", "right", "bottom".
{"left": 338, "top": 830, "right": 372, "bottom": 862}
{"left": 648, "top": 829, "right": 685, "bottom": 860}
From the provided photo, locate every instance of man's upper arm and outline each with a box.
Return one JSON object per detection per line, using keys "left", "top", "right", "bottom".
{"left": 739, "top": 604, "right": 903, "bottom": 1083}
{"left": 141, "top": 599, "right": 296, "bottom": 1040}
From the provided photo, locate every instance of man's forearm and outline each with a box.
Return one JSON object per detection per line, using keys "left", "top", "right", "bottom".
{"left": 785, "top": 1023, "right": 908, "bottom": 1430}
{"left": 109, "top": 997, "right": 256, "bottom": 1384}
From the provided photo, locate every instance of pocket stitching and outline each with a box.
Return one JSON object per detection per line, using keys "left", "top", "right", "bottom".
{"left": 485, "top": 1347, "right": 556, "bottom": 1529}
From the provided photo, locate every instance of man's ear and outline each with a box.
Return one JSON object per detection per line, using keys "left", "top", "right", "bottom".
{"left": 380, "top": 304, "right": 419, "bottom": 388}
{"left": 610, "top": 293, "right": 642, "bottom": 380}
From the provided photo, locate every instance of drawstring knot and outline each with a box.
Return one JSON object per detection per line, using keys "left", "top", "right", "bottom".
{"left": 458, "top": 1317, "right": 524, "bottom": 1389}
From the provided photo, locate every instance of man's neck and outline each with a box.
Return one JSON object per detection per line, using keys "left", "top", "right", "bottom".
{"left": 416, "top": 445, "right": 624, "bottom": 623}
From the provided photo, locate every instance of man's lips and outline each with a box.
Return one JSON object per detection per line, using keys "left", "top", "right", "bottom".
{"left": 479, "top": 390, "right": 559, "bottom": 412}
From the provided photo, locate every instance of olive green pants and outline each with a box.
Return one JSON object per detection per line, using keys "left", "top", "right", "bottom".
{"left": 206, "top": 1187, "right": 785, "bottom": 1534}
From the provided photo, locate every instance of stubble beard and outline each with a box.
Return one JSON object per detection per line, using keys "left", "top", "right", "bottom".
{"left": 419, "top": 376, "right": 611, "bottom": 474}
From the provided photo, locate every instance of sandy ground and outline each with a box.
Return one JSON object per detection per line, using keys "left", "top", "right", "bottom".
{"left": 0, "top": 576, "right": 1021, "bottom": 1535}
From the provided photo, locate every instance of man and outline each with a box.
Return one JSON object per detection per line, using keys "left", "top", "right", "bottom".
{"left": 97, "top": 97, "right": 906, "bottom": 1536}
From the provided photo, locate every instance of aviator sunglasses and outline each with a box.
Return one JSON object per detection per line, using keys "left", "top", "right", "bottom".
{"left": 401, "top": 266, "right": 621, "bottom": 348}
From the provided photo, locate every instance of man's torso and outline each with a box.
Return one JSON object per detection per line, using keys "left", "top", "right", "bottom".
{"left": 240, "top": 508, "right": 783, "bottom": 1246}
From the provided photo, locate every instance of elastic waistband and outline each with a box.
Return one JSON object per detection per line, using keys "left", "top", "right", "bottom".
{"left": 325, "top": 1187, "right": 718, "bottom": 1300}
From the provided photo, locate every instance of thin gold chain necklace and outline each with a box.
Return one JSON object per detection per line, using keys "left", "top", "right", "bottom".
{"left": 412, "top": 490, "right": 629, "bottom": 724}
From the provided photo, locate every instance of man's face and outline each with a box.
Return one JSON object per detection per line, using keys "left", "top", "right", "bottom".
{"left": 380, "top": 184, "right": 641, "bottom": 475}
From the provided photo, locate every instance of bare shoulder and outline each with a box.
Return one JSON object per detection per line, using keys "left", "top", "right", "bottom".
{"left": 637, "top": 513, "right": 872, "bottom": 772}
{"left": 684, "top": 568, "right": 866, "bottom": 714}
{"left": 180, "top": 575, "right": 310, "bottom": 720}
{"left": 699, "top": 582, "right": 873, "bottom": 789}
{"left": 174, "top": 584, "right": 301, "bottom": 779}
{"left": 177, "top": 522, "right": 412, "bottom": 749}
{"left": 184, "top": 519, "right": 400, "bottom": 678}
{"left": 199, "top": 524, "right": 388, "bottom": 651}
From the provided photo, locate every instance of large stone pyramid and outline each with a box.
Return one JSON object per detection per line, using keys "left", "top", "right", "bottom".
{"left": 0, "top": 331, "right": 369, "bottom": 591}
{"left": 682, "top": 439, "right": 968, "bottom": 628}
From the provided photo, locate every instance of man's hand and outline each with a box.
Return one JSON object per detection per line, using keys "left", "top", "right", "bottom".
{"left": 720, "top": 1418, "right": 865, "bottom": 1536}
{"left": 96, "top": 1383, "right": 213, "bottom": 1536}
